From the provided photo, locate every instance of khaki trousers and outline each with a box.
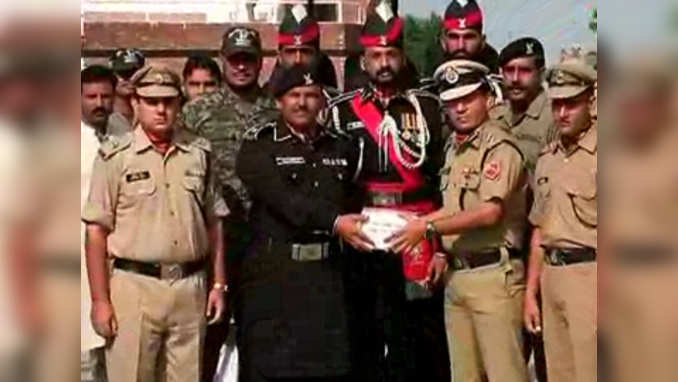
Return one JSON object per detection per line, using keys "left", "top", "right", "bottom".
{"left": 106, "top": 269, "right": 207, "bottom": 382}
{"left": 606, "top": 264, "right": 678, "bottom": 382}
{"left": 541, "top": 262, "right": 596, "bottom": 382}
{"left": 444, "top": 259, "right": 528, "bottom": 382}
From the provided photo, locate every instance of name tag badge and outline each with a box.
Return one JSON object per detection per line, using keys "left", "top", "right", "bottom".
{"left": 126, "top": 171, "right": 151, "bottom": 183}
{"left": 322, "top": 158, "right": 348, "bottom": 166}
{"left": 276, "top": 156, "right": 306, "bottom": 166}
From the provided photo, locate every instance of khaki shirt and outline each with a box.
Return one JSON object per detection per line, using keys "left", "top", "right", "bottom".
{"left": 605, "top": 126, "right": 678, "bottom": 247}
{"left": 492, "top": 90, "right": 557, "bottom": 174}
{"left": 440, "top": 120, "right": 527, "bottom": 253}
{"left": 82, "top": 126, "right": 229, "bottom": 263}
{"left": 530, "top": 127, "right": 597, "bottom": 249}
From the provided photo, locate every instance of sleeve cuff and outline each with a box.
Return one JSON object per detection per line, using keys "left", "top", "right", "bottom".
{"left": 82, "top": 204, "right": 114, "bottom": 231}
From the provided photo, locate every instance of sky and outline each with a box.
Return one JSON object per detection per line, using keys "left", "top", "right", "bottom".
{"left": 401, "top": 0, "right": 597, "bottom": 64}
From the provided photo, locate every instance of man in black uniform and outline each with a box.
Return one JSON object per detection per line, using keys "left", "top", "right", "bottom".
{"left": 235, "top": 61, "right": 373, "bottom": 382}
{"left": 327, "top": 1, "right": 449, "bottom": 380}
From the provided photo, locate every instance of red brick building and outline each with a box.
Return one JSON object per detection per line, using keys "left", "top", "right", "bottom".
{"left": 82, "top": 0, "right": 371, "bottom": 86}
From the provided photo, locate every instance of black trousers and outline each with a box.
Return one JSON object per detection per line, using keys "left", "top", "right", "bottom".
{"left": 345, "top": 251, "right": 449, "bottom": 382}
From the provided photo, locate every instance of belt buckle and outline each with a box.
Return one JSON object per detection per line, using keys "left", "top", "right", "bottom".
{"left": 548, "top": 250, "right": 563, "bottom": 266}
{"left": 292, "top": 243, "right": 327, "bottom": 262}
{"left": 452, "top": 255, "right": 469, "bottom": 271}
{"left": 162, "top": 264, "right": 183, "bottom": 281}
{"left": 373, "top": 192, "right": 401, "bottom": 206}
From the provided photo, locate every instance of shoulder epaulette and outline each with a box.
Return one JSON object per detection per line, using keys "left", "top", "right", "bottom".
{"left": 98, "top": 133, "right": 132, "bottom": 160}
{"left": 328, "top": 89, "right": 360, "bottom": 108}
{"left": 243, "top": 121, "right": 276, "bottom": 141}
{"left": 482, "top": 121, "right": 523, "bottom": 159}
{"left": 192, "top": 135, "right": 211, "bottom": 152}
{"left": 407, "top": 87, "right": 440, "bottom": 102}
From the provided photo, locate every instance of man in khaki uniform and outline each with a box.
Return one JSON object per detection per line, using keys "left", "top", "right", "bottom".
{"left": 494, "top": 37, "right": 556, "bottom": 174}
{"left": 83, "top": 66, "right": 229, "bottom": 382}
{"left": 390, "top": 60, "right": 529, "bottom": 382}
{"left": 523, "top": 47, "right": 597, "bottom": 382}
{"left": 604, "top": 57, "right": 678, "bottom": 382}
{"left": 494, "top": 36, "right": 554, "bottom": 382}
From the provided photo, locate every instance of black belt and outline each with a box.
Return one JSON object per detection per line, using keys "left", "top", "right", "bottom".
{"left": 614, "top": 243, "right": 675, "bottom": 265}
{"left": 451, "top": 248, "right": 521, "bottom": 270}
{"left": 113, "top": 258, "right": 205, "bottom": 280}
{"left": 367, "top": 187, "right": 433, "bottom": 207}
{"left": 544, "top": 247, "right": 596, "bottom": 266}
{"left": 40, "top": 256, "right": 80, "bottom": 275}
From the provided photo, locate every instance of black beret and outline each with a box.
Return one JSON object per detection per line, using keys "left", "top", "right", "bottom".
{"left": 269, "top": 60, "right": 323, "bottom": 98}
{"left": 498, "top": 37, "right": 544, "bottom": 68}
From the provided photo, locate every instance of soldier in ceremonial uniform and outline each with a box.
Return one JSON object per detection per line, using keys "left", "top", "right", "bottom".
{"left": 523, "top": 47, "right": 597, "bottom": 382}
{"left": 440, "top": 0, "right": 500, "bottom": 74}
{"left": 83, "top": 66, "right": 228, "bottom": 382}
{"left": 328, "top": 1, "right": 448, "bottom": 380}
{"left": 181, "top": 26, "right": 278, "bottom": 379}
{"left": 235, "top": 61, "right": 373, "bottom": 382}
{"left": 269, "top": 1, "right": 338, "bottom": 90}
{"left": 391, "top": 59, "right": 530, "bottom": 382}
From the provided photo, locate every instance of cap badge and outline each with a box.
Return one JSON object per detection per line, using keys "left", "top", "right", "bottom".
{"left": 291, "top": 4, "right": 308, "bottom": 23}
{"left": 375, "top": 0, "right": 394, "bottom": 22}
{"left": 526, "top": 42, "right": 534, "bottom": 55}
{"left": 154, "top": 73, "right": 165, "bottom": 84}
{"left": 229, "top": 28, "right": 254, "bottom": 47}
{"left": 294, "top": 35, "right": 303, "bottom": 46}
{"left": 555, "top": 70, "right": 565, "bottom": 84}
{"left": 444, "top": 68, "right": 460, "bottom": 85}
{"left": 458, "top": 18, "right": 466, "bottom": 28}
{"left": 304, "top": 73, "right": 314, "bottom": 85}
{"left": 380, "top": 35, "right": 388, "bottom": 45}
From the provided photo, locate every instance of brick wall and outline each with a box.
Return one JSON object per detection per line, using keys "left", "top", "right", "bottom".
{"left": 81, "top": 0, "right": 370, "bottom": 87}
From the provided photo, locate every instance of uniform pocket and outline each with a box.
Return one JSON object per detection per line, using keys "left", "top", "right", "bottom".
{"left": 122, "top": 170, "right": 156, "bottom": 197}
{"left": 566, "top": 181, "right": 597, "bottom": 227}
{"left": 460, "top": 172, "right": 481, "bottom": 191}
{"left": 439, "top": 167, "right": 451, "bottom": 191}
{"left": 183, "top": 172, "right": 206, "bottom": 205}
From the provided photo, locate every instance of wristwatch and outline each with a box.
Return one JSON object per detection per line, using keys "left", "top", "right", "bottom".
{"left": 425, "top": 220, "right": 438, "bottom": 241}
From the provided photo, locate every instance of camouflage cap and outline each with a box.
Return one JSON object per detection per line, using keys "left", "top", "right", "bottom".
{"left": 221, "top": 26, "right": 262, "bottom": 58}
{"left": 547, "top": 45, "right": 597, "bottom": 99}
{"left": 130, "top": 66, "right": 182, "bottom": 98}
{"left": 109, "top": 48, "right": 145, "bottom": 73}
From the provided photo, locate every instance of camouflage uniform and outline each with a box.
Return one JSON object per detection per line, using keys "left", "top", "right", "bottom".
{"left": 181, "top": 86, "right": 278, "bottom": 220}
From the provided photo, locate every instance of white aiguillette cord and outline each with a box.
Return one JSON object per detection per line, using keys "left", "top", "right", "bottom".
{"left": 377, "top": 93, "right": 430, "bottom": 172}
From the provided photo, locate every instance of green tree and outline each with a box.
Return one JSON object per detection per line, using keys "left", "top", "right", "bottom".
{"left": 404, "top": 13, "right": 445, "bottom": 77}
{"left": 589, "top": 7, "right": 597, "bottom": 34}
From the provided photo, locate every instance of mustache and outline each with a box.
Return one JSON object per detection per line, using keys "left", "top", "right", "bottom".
{"left": 92, "top": 107, "right": 107, "bottom": 114}
{"left": 377, "top": 68, "right": 395, "bottom": 77}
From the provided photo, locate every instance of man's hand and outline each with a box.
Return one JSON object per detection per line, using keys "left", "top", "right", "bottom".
{"left": 91, "top": 300, "right": 118, "bottom": 339}
{"left": 206, "top": 288, "right": 226, "bottom": 325}
{"left": 425, "top": 254, "right": 448, "bottom": 290}
{"left": 524, "top": 292, "right": 542, "bottom": 334}
{"left": 335, "top": 214, "right": 375, "bottom": 252}
{"left": 387, "top": 217, "right": 426, "bottom": 254}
